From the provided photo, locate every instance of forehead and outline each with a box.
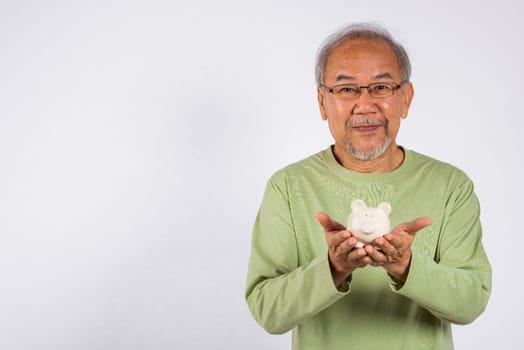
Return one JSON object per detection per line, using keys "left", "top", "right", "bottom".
{"left": 324, "top": 38, "right": 402, "bottom": 82}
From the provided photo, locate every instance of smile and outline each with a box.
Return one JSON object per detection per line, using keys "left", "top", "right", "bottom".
{"left": 351, "top": 124, "right": 383, "bottom": 132}
{"left": 347, "top": 116, "right": 386, "bottom": 132}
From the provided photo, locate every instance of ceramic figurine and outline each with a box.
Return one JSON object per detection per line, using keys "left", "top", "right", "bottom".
{"left": 347, "top": 199, "right": 392, "bottom": 247}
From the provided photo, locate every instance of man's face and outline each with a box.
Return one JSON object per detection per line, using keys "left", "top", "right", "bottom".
{"left": 317, "top": 39, "right": 413, "bottom": 162}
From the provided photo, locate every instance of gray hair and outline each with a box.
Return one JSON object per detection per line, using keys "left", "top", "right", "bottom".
{"left": 315, "top": 23, "right": 411, "bottom": 85}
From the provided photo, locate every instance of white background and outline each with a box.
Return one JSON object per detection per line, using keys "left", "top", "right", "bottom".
{"left": 1, "top": 0, "right": 522, "bottom": 349}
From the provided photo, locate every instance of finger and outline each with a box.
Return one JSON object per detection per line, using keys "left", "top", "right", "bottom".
{"left": 378, "top": 236, "right": 405, "bottom": 258}
{"left": 391, "top": 217, "right": 432, "bottom": 236}
{"left": 337, "top": 235, "right": 360, "bottom": 252}
{"left": 347, "top": 247, "right": 368, "bottom": 264}
{"left": 325, "top": 230, "right": 352, "bottom": 248}
{"left": 364, "top": 244, "right": 388, "bottom": 263}
{"left": 316, "top": 211, "right": 347, "bottom": 232}
{"left": 361, "top": 253, "right": 383, "bottom": 266}
{"left": 381, "top": 234, "right": 409, "bottom": 250}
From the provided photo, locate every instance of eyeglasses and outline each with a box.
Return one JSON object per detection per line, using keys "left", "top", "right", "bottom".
{"left": 320, "top": 81, "right": 407, "bottom": 100}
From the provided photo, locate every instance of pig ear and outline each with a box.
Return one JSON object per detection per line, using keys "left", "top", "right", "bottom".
{"left": 351, "top": 199, "right": 366, "bottom": 212}
{"left": 378, "top": 202, "right": 392, "bottom": 215}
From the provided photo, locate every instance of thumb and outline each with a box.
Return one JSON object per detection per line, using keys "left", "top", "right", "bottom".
{"left": 316, "top": 211, "right": 346, "bottom": 232}
{"left": 392, "top": 217, "right": 432, "bottom": 235}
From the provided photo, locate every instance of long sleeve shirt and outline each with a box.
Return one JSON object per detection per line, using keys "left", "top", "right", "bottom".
{"left": 245, "top": 146, "right": 491, "bottom": 350}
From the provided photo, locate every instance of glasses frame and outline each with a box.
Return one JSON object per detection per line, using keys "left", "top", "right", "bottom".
{"left": 320, "top": 81, "right": 408, "bottom": 100}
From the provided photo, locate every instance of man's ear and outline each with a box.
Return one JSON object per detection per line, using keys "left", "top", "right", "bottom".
{"left": 317, "top": 85, "right": 328, "bottom": 121}
{"left": 400, "top": 81, "right": 414, "bottom": 119}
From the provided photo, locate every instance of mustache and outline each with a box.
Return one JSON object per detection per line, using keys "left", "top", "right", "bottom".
{"left": 346, "top": 117, "right": 387, "bottom": 128}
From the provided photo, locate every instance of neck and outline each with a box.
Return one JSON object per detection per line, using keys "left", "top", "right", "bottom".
{"left": 332, "top": 143, "right": 405, "bottom": 173}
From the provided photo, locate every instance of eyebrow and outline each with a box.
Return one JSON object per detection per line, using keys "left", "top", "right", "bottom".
{"left": 335, "top": 74, "right": 355, "bottom": 82}
{"left": 374, "top": 73, "right": 394, "bottom": 80}
{"left": 334, "top": 72, "right": 395, "bottom": 82}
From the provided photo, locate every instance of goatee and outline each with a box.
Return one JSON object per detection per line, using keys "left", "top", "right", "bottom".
{"left": 343, "top": 118, "right": 390, "bottom": 161}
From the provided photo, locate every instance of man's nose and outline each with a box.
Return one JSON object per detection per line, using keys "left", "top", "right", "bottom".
{"left": 352, "top": 89, "right": 378, "bottom": 113}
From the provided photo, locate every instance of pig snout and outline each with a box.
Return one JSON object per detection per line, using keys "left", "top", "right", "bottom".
{"left": 361, "top": 222, "right": 375, "bottom": 234}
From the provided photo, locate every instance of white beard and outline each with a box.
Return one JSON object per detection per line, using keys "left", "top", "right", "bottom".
{"left": 344, "top": 118, "right": 391, "bottom": 161}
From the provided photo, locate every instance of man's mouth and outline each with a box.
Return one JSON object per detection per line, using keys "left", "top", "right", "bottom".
{"left": 346, "top": 118, "right": 387, "bottom": 133}
{"left": 352, "top": 124, "right": 382, "bottom": 132}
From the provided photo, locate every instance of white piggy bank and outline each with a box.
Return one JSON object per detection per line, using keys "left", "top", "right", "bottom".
{"left": 347, "top": 199, "right": 392, "bottom": 247}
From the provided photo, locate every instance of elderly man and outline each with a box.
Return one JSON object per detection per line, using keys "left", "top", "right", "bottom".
{"left": 245, "top": 23, "right": 491, "bottom": 349}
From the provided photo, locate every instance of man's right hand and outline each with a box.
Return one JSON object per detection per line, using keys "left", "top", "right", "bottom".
{"left": 316, "top": 212, "right": 368, "bottom": 287}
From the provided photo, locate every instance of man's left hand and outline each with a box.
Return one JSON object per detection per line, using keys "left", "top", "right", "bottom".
{"left": 362, "top": 217, "right": 432, "bottom": 284}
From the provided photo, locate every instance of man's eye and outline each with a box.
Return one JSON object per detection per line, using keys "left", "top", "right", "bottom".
{"left": 374, "top": 84, "right": 391, "bottom": 91}
{"left": 336, "top": 86, "right": 359, "bottom": 94}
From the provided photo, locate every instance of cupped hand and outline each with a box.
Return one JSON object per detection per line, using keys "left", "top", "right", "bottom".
{"left": 317, "top": 212, "right": 368, "bottom": 287}
{"left": 363, "top": 217, "right": 432, "bottom": 284}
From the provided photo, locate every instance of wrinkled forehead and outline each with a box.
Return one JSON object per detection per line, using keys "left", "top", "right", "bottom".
{"left": 324, "top": 38, "right": 402, "bottom": 81}
{"left": 327, "top": 38, "right": 398, "bottom": 64}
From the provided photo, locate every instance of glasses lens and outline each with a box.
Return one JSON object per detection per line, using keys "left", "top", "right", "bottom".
{"left": 333, "top": 85, "right": 360, "bottom": 100}
{"left": 369, "top": 83, "right": 395, "bottom": 97}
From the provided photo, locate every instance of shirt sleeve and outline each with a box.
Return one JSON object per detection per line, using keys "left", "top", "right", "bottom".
{"left": 392, "top": 174, "right": 492, "bottom": 325}
{"left": 245, "top": 174, "right": 348, "bottom": 334}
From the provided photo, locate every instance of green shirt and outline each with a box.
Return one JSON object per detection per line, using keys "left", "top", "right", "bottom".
{"left": 245, "top": 147, "right": 491, "bottom": 350}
